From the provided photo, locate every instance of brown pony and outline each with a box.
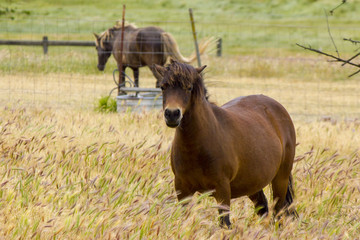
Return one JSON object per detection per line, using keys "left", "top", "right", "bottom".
{"left": 94, "top": 22, "right": 212, "bottom": 87}
{"left": 154, "top": 60, "right": 297, "bottom": 228}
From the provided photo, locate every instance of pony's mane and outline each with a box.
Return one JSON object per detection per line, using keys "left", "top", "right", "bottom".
{"left": 97, "top": 21, "right": 137, "bottom": 48}
{"left": 114, "top": 21, "right": 137, "bottom": 29}
{"left": 162, "top": 61, "right": 208, "bottom": 100}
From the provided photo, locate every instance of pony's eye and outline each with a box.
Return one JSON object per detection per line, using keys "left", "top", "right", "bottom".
{"left": 187, "top": 86, "right": 193, "bottom": 91}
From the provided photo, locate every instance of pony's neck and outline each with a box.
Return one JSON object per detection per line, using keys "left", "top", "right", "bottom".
{"left": 177, "top": 95, "right": 219, "bottom": 139}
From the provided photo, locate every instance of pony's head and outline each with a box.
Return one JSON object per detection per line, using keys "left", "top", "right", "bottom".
{"left": 154, "top": 60, "right": 207, "bottom": 128}
{"left": 93, "top": 30, "right": 115, "bottom": 71}
{"left": 94, "top": 22, "right": 137, "bottom": 71}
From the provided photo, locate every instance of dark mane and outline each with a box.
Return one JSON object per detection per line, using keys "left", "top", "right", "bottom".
{"left": 97, "top": 22, "right": 137, "bottom": 48}
{"left": 161, "top": 61, "right": 209, "bottom": 100}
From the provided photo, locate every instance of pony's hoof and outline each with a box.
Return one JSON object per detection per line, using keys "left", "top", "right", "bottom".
{"left": 220, "top": 223, "right": 232, "bottom": 230}
{"left": 219, "top": 216, "right": 232, "bottom": 229}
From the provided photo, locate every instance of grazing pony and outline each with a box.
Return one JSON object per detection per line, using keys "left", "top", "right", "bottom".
{"left": 154, "top": 60, "right": 297, "bottom": 228}
{"left": 94, "top": 23, "right": 212, "bottom": 87}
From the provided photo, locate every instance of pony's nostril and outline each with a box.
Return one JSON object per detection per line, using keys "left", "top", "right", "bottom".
{"left": 174, "top": 109, "right": 180, "bottom": 118}
{"left": 164, "top": 109, "right": 171, "bottom": 118}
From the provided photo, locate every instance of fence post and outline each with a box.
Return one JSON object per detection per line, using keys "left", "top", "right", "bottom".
{"left": 189, "top": 8, "right": 201, "bottom": 68}
{"left": 217, "top": 38, "right": 222, "bottom": 57}
{"left": 42, "top": 36, "right": 48, "bottom": 54}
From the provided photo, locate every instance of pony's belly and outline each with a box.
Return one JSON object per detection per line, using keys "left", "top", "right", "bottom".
{"left": 179, "top": 170, "right": 216, "bottom": 190}
{"left": 230, "top": 181, "right": 269, "bottom": 198}
{"left": 229, "top": 165, "right": 278, "bottom": 198}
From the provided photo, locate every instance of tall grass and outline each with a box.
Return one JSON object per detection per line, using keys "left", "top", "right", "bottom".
{"left": 0, "top": 106, "right": 359, "bottom": 239}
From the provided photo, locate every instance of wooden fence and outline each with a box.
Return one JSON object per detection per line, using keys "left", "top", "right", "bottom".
{"left": 0, "top": 36, "right": 222, "bottom": 56}
{"left": 0, "top": 36, "right": 95, "bottom": 54}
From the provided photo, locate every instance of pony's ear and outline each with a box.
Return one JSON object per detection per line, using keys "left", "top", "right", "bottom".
{"left": 196, "top": 65, "right": 207, "bottom": 74}
{"left": 153, "top": 64, "right": 165, "bottom": 79}
{"left": 93, "top": 33, "right": 99, "bottom": 39}
{"left": 169, "top": 58, "right": 176, "bottom": 64}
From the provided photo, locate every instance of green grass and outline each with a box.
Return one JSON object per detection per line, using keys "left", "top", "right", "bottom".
{"left": 0, "top": 0, "right": 359, "bottom": 119}
{"left": 1, "top": 0, "right": 359, "bottom": 54}
{"left": 2, "top": 0, "right": 359, "bottom": 24}
{"left": 95, "top": 95, "right": 117, "bottom": 113}
{"left": 1, "top": 0, "right": 360, "bottom": 81}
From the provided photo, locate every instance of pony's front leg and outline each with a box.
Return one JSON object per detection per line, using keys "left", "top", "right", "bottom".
{"left": 132, "top": 67, "right": 139, "bottom": 87}
{"left": 117, "top": 65, "right": 127, "bottom": 95}
{"left": 248, "top": 190, "right": 269, "bottom": 217}
{"left": 214, "top": 181, "right": 232, "bottom": 228}
{"left": 174, "top": 177, "right": 193, "bottom": 205}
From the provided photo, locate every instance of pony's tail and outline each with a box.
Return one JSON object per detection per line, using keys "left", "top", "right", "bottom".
{"left": 286, "top": 174, "right": 299, "bottom": 218}
{"left": 161, "top": 32, "right": 216, "bottom": 63}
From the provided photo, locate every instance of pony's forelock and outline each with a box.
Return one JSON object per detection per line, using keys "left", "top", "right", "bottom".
{"left": 98, "top": 30, "right": 112, "bottom": 49}
{"left": 162, "top": 61, "right": 208, "bottom": 99}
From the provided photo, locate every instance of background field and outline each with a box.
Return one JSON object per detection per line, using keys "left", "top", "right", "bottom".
{"left": 0, "top": 0, "right": 360, "bottom": 239}
{"left": 1, "top": 0, "right": 360, "bottom": 120}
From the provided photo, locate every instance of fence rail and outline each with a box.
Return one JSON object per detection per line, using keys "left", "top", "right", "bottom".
{"left": 0, "top": 36, "right": 222, "bottom": 56}
{"left": 0, "top": 36, "right": 95, "bottom": 54}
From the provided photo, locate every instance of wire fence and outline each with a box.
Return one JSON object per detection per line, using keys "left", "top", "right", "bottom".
{"left": 0, "top": 15, "right": 359, "bottom": 121}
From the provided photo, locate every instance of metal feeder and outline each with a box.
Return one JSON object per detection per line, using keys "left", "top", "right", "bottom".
{"left": 116, "top": 88, "right": 162, "bottom": 113}
{"left": 113, "top": 69, "right": 162, "bottom": 113}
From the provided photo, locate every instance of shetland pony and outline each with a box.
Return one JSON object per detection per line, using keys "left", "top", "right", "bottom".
{"left": 155, "top": 60, "right": 297, "bottom": 228}
{"left": 94, "top": 23, "right": 212, "bottom": 87}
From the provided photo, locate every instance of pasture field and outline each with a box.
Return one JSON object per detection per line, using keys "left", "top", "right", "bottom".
{"left": 1, "top": 0, "right": 360, "bottom": 56}
{"left": 1, "top": 54, "right": 359, "bottom": 120}
{"left": 0, "top": 0, "right": 360, "bottom": 239}
{"left": 1, "top": 70, "right": 360, "bottom": 239}
{"left": 0, "top": 100, "right": 359, "bottom": 239}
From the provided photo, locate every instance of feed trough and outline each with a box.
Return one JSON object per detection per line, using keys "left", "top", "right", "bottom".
{"left": 116, "top": 87, "right": 162, "bottom": 112}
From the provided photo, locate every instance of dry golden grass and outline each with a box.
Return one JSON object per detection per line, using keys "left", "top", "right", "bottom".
{"left": 1, "top": 54, "right": 359, "bottom": 120}
{"left": 0, "top": 106, "right": 359, "bottom": 239}
{"left": 0, "top": 55, "right": 359, "bottom": 239}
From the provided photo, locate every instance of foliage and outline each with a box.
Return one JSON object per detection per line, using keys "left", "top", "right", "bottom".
{"left": 95, "top": 95, "right": 117, "bottom": 113}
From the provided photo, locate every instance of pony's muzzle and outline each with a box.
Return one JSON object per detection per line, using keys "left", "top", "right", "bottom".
{"left": 97, "top": 64, "right": 105, "bottom": 71}
{"left": 164, "top": 108, "right": 182, "bottom": 128}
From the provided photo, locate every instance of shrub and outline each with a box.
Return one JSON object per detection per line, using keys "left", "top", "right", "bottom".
{"left": 95, "top": 95, "right": 117, "bottom": 113}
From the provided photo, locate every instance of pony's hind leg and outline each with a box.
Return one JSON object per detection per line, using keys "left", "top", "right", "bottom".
{"left": 248, "top": 190, "right": 269, "bottom": 217}
{"left": 285, "top": 174, "right": 298, "bottom": 217}
{"left": 271, "top": 173, "right": 297, "bottom": 218}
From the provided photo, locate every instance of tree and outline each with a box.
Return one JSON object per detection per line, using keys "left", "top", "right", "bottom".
{"left": 297, "top": 0, "right": 360, "bottom": 77}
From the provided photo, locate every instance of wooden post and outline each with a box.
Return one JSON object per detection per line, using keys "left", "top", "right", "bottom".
{"left": 42, "top": 36, "right": 48, "bottom": 54}
{"left": 189, "top": 8, "right": 201, "bottom": 68}
{"left": 216, "top": 38, "right": 222, "bottom": 57}
{"left": 118, "top": 5, "right": 126, "bottom": 95}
